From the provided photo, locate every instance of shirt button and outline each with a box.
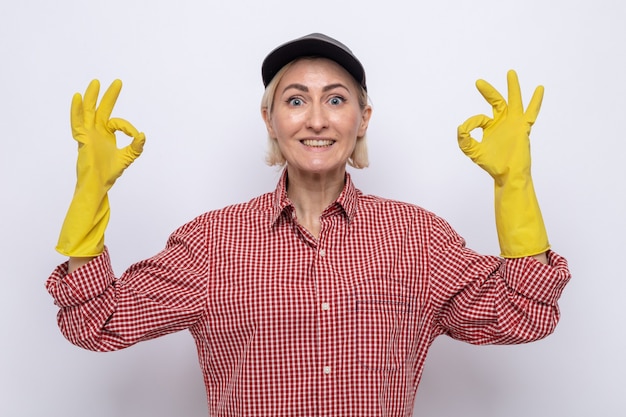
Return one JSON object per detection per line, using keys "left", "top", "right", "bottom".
{"left": 319, "top": 249, "right": 326, "bottom": 257}
{"left": 323, "top": 366, "right": 331, "bottom": 375}
{"left": 321, "top": 302, "right": 330, "bottom": 311}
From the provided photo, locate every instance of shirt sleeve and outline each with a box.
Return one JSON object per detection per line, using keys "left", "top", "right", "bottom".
{"left": 427, "top": 215, "right": 571, "bottom": 345}
{"left": 45, "top": 217, "right": 210, "bottom": 352}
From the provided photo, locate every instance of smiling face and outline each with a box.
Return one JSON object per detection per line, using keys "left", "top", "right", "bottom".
{"left": 262, "top": 58, "right": 371, "bottom": 181}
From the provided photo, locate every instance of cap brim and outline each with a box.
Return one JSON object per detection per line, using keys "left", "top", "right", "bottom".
{"left": 261, "top": 33, "right": 366, "bottom": 91}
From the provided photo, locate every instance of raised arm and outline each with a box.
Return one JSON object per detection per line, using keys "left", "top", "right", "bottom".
{"left": 457, "top": 70, "right": 549, "bottom": 263}
{"left": 56, "top": 79, "right": 145, "bottom": 272}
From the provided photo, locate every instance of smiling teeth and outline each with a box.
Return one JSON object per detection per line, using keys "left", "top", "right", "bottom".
{"left": 302, "top": 139, "right": 334, "bottom": 147}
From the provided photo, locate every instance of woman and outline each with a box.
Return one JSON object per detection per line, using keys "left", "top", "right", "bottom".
{"left": 47, "top": 33, "right": 570, "bottom": 416}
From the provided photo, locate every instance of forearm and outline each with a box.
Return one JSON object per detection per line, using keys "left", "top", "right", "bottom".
{"left": 531, "top": 251, "right": 548, "bottom": 265}
{"left": 56, "top": 190, "right": 110, "bottom": 257}
{"left": 48, "top": 226, "right": 210, "bottom": 351}
{"left": 432, "top": 232, "right": 569, "bottom": 345}
{"left": 494, "top": 173, "right": 550, "bottom": 258}
{"left": 68, "top": 256, "right": 96, "bottom": 273}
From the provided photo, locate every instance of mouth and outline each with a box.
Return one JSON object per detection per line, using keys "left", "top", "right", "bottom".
{"left": 300, "top": 139, "right": 335, "bottom": 148}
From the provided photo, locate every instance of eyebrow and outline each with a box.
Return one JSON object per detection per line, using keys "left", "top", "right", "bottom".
{"left": 281, "top": 83, "right": 351, "bottom": 94}
{"left": 282, "top": 83, "right": 308, "bottom": 94}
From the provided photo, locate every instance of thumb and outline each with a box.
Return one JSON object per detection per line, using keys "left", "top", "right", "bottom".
{"left": 128, "top": 132, "right": 146, "bottom": 156}
{"left": 457, "top": 114, "right": 490, "bottom": 157}
{"left": 109, "top": 117, "right": 146, "bottom": 159}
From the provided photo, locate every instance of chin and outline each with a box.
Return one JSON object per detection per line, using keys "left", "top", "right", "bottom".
{"left": 306, "top": 163, "right": 347, "bottom": 176}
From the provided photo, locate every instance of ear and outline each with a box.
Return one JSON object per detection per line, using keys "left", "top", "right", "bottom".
{"left": 261, "top": 107, "right": 276, "bottom": 138}
{"left": 357, "top": 105, "right": 372, "bottom": 138}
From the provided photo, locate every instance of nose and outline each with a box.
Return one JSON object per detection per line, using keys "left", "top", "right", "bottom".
{"left": 305, "top": 103, "right": 329, "bottom": 132}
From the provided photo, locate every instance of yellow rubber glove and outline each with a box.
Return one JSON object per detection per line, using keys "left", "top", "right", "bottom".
{"left": 457, "top": 70, "right": 549, "bottom": 258}
{"left": 56, "top": 79, "right": 145, "bottom": 257}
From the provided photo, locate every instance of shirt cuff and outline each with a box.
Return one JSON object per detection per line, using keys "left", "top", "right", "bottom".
{"left": 504, "top": 250, "right": 571, "bottom": 306}
{"left": 45, "top": 248, "right": 115, "bottom": 308}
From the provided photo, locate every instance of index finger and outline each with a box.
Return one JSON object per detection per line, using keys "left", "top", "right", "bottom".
{"left": 108, "top": 117, "right": 141, "bottom": 138}
{"left": 95, "top": 79, "right": 123, "bottom": 125}
{"left": 476, "top": 79, "right": 507, "bottom": 115}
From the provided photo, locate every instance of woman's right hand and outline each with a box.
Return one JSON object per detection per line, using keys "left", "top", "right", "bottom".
{"left": 56, "top": 80, "right": 145, "bottom": 258}
{"left": 71, "top": 79, "right": 145, "bottom": 191}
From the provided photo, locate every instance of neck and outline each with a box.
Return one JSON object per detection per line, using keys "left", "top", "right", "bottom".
{"left": 285, "top": 166, "right": 346, "bottom": 237}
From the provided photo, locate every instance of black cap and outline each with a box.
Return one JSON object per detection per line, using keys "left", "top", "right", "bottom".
{"left": 261, "top": 33, "right": 367, "bottom": 91}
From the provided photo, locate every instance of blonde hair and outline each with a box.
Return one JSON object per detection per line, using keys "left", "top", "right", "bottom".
{"left": 260, "top": 58, "right": 370, "bottom": 169}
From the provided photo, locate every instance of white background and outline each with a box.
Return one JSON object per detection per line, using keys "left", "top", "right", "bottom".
{"left": 1, "top": 0, "right": 624, "bottom": 416}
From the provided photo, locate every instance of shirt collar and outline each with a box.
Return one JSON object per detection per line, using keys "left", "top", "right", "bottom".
{"left": 270, "top": 168, "right": 360, "bottom": 227}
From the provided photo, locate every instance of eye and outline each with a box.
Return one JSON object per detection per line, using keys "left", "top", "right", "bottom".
{"left": 288, "top": 97, "right": 304, "bottom": 106}
{"left": 328, "top": 96, "right": 345, "bottom": 105}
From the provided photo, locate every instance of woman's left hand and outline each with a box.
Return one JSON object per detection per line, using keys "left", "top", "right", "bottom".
{"left": 457, "top": 69, "right": 543, "bottom": 186}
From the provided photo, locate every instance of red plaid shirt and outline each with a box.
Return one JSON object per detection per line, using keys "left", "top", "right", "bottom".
{"left": 47, "top": 171, "right": 570, "bottom": 416}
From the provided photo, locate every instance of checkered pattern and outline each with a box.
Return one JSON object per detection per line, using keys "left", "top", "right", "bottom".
{"left": 47, "top": 171, "right": 571, "bottom": 416}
